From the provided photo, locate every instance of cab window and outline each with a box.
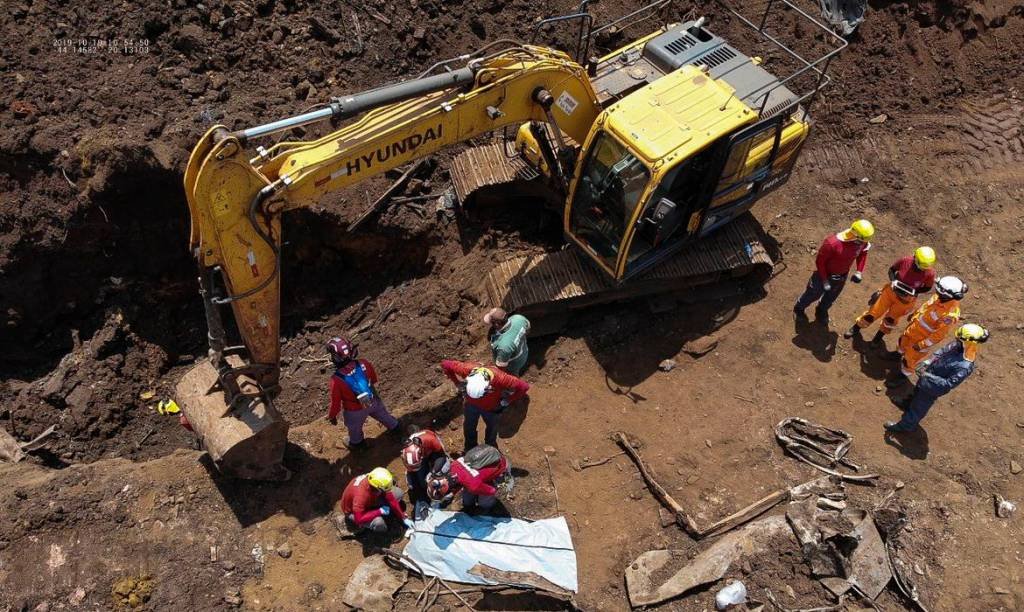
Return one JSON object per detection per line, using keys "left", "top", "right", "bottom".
{"left": 569, "top": 132, "right": 650, "bottom": 269}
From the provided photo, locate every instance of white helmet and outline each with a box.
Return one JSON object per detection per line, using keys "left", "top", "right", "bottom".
{"left": 465, "top": 369, "right": 492, "bottom": 399}
{"left": 935, "top": 276, "right": 967, "bottom": 300}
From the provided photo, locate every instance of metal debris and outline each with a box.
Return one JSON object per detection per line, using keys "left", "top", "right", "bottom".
{"left": 625, "top": 515, "right": 791, "bottom": 607}
{"left": 776, "top": 418, "right": 878, "bottom": 481}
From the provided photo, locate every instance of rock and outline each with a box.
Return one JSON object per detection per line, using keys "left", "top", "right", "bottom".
{"left": 658, "top": 359, "right": 677, "bottom": 372}
{"left": 686, "top": 475, "right": 699, "bottom": 485}
{"left": 543, "top": 446, "right": 556, "bottom": 455}
{"left": 221, "top": 559, "right": 236, "bottom": 572}
{"left": 33, "top": 603, "right": 50, "bottom": 612}
{"left": 682, "top": 336, "right": 718, "bottom": 357}
{"left": 704, "top": 439, "right": 712, "bottom": 448}
{"left": 658, "top": 508, "right": 674, "bottom": 527}
{"left": 804, "top": 401, "right": 815, "bottom": 407}
{"left": 277, "top": 542, "right": 292, "bottom": 558}
{"left": 271, "top": 29, "right": 284, "bottom": 44}
{"left": 868, "top": 113, "right": 888, "bottom": 124}
{"left": 412, "top": 27, "right": 427, "bottom": 40}
{"left": 1011, "top": 461, "right": 1022, "bottom": 475}
{"left": 68, "top": 588, "right": 86, "bottom": 605}
{"left": 294, "top": 80, "right": 312, "bottom": 100}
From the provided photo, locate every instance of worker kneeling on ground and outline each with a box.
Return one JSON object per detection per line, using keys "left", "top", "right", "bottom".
{"left": 340, "top": 467, "right": 414, "bottom": 534}
{"left": 888, "top": 276, "right": 966, "bottom": 386}
{"left": 401, "top": 426, "right": 449, "bottom": 520}
{"left": 794, "top": 219, "right": 874, "bottom": 324}
{"left": 885, "top": 323, "right": 989, "bottom": 433}
{"left": 441, "top": 359, "right": 529, "bottom": 452}
{"left": 326, "top": 337, "right": 400, "bottom": 450}
{"left": 845, "top": 246, "right": 936, "bottom": 344}
{"left": 427, "top": 444, "right": 511, "bottom": 512}
{"left": 485, "top": 308, "right": 531, "bottom": 376}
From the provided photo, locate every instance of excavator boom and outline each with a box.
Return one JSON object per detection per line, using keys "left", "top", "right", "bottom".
{"left": 180, "top": 45, "right": 602, "bottom": 478}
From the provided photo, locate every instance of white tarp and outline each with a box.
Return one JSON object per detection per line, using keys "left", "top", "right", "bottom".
{"left": 403, "top": 510, "right": 578, "bottom": 592}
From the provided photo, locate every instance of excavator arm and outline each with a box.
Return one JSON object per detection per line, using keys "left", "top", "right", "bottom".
{"left": 180, "top": 45, "right": 601, "bottom": 479}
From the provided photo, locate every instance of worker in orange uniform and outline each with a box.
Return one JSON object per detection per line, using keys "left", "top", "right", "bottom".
{"left": 886, "top": 275, "right": 967, "bottom": 387}
{"left": 844, "top": 247, "right": 936, "bottom": 344}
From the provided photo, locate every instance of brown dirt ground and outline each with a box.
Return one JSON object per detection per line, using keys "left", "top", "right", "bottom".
{"left": 2, "top": 0, "right": 1024, "bottom": 610}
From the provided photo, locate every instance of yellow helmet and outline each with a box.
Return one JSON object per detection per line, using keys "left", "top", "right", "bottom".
{"left": 367, "top": 467, "right": 394, "bottom": 490}
{"left": 955, "top": 323, "right": 989, "bottom": 344}
{"left": 913, "top": 246, "right": 936, "bottom": 269}
{"left": 850, "top": 219, "right": 875, "bottom": 240}
{"left": 157, "top": 399, "right": 181, "bottom": 415}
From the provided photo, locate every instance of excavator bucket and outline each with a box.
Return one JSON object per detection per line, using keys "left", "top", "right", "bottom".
{"left": 175, "top": 360, "right": 291, "bottom": 481}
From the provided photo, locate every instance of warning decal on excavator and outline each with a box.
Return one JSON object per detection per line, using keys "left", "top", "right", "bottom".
{"left": 556, "top": 91, "right": 578, "bottom": 116}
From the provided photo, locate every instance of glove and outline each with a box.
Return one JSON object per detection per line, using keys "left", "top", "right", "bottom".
{"left": 851, "top": 271, "right": 862, "bottom": 283}
{"left": 379, "top": 505, "right": 391, "bottom": 517}
{"left": 327, "top": 416, "right": 337, "bottom": 426}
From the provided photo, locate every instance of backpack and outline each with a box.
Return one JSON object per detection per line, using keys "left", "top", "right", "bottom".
{"left": 463, "top": 444, "right": 501, "bottom": 470}
{"left": 337, "top": 363, "right": 375, "bottom": 404}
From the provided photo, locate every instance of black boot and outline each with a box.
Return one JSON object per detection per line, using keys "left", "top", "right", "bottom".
{"left": 843, "top": 325, "right": 862, "bottom": 339}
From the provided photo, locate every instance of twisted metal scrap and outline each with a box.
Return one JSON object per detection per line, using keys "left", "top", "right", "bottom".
{"left": 775, "top": 417, "right": 878, "bottom": 481}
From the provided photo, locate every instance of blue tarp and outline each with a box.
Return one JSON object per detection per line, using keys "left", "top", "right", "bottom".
{"left": 402, "top": 510, "right": 578, "bottom": 592}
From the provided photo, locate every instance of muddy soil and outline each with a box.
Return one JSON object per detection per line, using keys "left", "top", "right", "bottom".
{"left": 2, "top": 0, "right": 1024, "bottom": 609}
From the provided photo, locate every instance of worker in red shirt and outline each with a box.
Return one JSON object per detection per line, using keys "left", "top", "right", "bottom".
{"left": 326, "top": 337, "right": 399, "bottom": 450}
{"left": 794, "top": 219, "right": 875, "bottom": 324}
{"left": 339, "top": 467, "right": 413, "bottom": 534}
{"left": 844, "top": 247, "right": 936, "bottom": 344}
{"left": 441, "top": 360, "right": 529, "bottom": 452}
{"left": 426, "top": 445, "right": 511, "bottom": 511}
{"left": 400, "top": 426, "right": 449, "bottom": 519}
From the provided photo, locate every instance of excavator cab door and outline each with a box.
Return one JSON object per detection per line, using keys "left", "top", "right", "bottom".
{"left": 696, "top": 115, "right": 786, "bottom": 236}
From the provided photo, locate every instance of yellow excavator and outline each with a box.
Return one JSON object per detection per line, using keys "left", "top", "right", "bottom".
{"left": 178, "top": 0, "right": 846, "bottom": 479}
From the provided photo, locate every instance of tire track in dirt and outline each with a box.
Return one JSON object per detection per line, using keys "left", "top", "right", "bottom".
{"left": 957, "top": 96, "right": 1024, "bottom": 180}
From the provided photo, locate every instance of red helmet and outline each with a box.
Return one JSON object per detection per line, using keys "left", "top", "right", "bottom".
{"left": 401, "top": 439, "right": 424, "bottom": 471}
{"left": 426, "top": 474, "right": 452, "bottom": 501}
{"left": 326, "top": 337, "right": 357, "bottom": 365}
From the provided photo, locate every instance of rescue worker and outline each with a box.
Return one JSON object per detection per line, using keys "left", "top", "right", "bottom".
{"left": 484, "top": 308, "right": 531, "bottom": 376}
{"left": 885, "top": 324, "right": 989, "bottom": 432}
{"left": 426, "top": 444, "right": 511, "bottom": 512}
{"left": 400, "top": 426, "right": 448, "bottom": 520}
{"left": 339, "top": 467, "right": 414, "bottom": 534}
{"left": 326, "top": 337, "right": 399, "bottom": 449}
{"left": 844, "top": 247, "right": 936, "bottom": 343}
{"left": 794, "top": 219, "right": 875, "bottom": 324}
{"left": 887, "top": 276, "right": 966, "bottom": 386}
{"left": 441, "top": 359, "right": 529, "bottom": 452}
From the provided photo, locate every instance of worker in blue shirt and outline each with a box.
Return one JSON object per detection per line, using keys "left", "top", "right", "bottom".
{"left": 885, "top": 323, "right": 989, "bottom": 433}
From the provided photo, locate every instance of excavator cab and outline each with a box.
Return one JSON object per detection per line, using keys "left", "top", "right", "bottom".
{"left": 564, "top": 64, "right": 809, "bottom": 281}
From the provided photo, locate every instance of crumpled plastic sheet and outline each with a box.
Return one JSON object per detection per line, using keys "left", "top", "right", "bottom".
{"left": 402, "top": 510, "right": 578, "bottom": 592}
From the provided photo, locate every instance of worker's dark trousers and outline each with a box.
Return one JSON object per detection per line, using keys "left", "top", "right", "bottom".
{"left": 795, "top": 273, "right": 846, "bottom": 313}
{"left": 407, "top": 465, "right": 431, "bottom": 519}
{"left": 892, "top": 388, "right": 939, "bottom": 431}
{"left": 463, "top": 404, "right": 500, "bottom": 452}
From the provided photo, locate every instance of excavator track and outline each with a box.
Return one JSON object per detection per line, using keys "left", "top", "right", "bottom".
{"left": 482, "top": 214, "right": 774, "bottom": 329}
{"left": 450, "top": 141, "right": 537, "bottom": 203}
